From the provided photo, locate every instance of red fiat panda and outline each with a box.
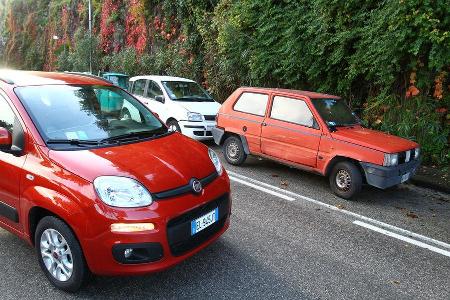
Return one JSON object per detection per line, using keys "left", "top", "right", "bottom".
{"left": 0, "top": 71, "right": 230, "bottom": 292}
{"left": 213, "top": 87, "right": 420, "bottom": 199}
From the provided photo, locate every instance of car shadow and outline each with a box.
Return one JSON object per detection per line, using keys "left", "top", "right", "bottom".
{"left": 0, "top": 230, "right": 307, "bottom": 299}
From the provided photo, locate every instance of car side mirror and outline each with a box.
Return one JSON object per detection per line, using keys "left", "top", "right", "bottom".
{"left": 155, "top": 95, "right": 165, "bottom": 103}
{"left": 0, "top": 127, "right": 12, "bottom": 150}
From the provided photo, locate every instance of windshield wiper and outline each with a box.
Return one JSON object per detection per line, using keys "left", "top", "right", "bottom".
{"left": 46, "top": 139, "right": 100, "bottom": 146}
{"left": 100, "top": 129, "right": 166, "bottom": 144}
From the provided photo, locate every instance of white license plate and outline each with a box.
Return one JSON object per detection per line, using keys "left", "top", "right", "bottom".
{"left": 191, "top": 208, "right": 219, "bottom": 235}
{"left": 401, "top": 172, "right": 410, "bottom": 183}
{"left": 206, "top": 125, "right": 215, "bottom": 131}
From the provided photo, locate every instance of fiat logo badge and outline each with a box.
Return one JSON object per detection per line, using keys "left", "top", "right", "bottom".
{"left": 192, "top": 179, "right": 203, "bottom": 194}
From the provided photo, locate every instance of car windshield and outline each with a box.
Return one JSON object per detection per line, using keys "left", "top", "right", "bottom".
{"left": 162, "top": 81, "right": 213, "bottom": 102}
{"left": 312, "top": 98, "right": 359, "bottom": 127}
{"left": 15, "top": 85, "right": 168, "bottom": 149}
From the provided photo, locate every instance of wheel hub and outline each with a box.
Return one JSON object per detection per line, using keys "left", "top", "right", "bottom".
{"left": 227, "top": 142, "right": 239, "bottom": 159}
{"left": 40, "top": 229, "right": 74, "bottom": 282}
{"left": 336, "top": 169, "right": 351, "bottom": 191}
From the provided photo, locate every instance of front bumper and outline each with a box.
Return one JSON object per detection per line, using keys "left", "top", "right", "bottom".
{"left": 81, "top": 172, "right": 231, "bottom": 276}
{"left": 179, "top": 120, "right": 216, "bottom": 140}
{"left": 360, "top": 158, "right": 421, "bottom": 189}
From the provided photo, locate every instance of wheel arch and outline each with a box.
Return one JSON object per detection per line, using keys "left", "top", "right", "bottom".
{"left": 221, "top": 132, "right": 250, "bottom": 155}
{"left": 166, "top": 117, "right": 178, "bottom": 125}
{"left": 325, "top": 156, "right": 366, "bottom": 183}
{"left": 22, "top": 187, "right": 86, "bottom": 246}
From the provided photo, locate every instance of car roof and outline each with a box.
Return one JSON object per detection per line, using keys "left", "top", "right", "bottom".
{"left": 129, "top": 75, "right": 195, "bottom": 83}
{"left": 103, "top": 72, "right": 129, "bottom": 77}
{"left": 238, "top": 87, "right": 341, "bottom": 99}
{"left": 0, "top": 70, "right": 113, "bottom": 87}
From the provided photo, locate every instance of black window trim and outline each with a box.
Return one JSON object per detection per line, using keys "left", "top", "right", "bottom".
{"left": 232, "top": 91, "right": 270, "bottom": 118}
{"left": 132, "top": 79, "right": 148, "bottom": 97}
{"left": 268, "top": 94, "right": 320, "bottom": 130}
{"left": 146, "top": 80, "right": 164, "bottom": 101}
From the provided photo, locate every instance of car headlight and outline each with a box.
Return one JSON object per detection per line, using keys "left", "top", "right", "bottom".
{"left": 414, "top": 147, "right": 420, "bottom": 159}
{"left": 208, "top": 148, "right": 223, "bottom": 175}
{"left": 383, "top": 153, "right": 399, "bottom": 167}
{"left": 187, "top": 112, "right": 203, "bottom": 122}
{"left": 93, "top": 176, "right": 153, "bottom": 208}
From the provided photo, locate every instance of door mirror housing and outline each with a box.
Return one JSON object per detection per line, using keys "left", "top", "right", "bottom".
{"left": 0, "top": 127, "right": 12, "bottom": 150}
{"left": 155, "top": 95, "right": 165, "bottom": 103}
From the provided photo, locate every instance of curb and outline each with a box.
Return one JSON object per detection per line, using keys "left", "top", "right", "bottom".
{"left": 410, "top": 177, "right": 450, "bottom": 194}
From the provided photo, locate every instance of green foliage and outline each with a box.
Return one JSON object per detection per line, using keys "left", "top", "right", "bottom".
{"left": 57, "top": 30, "right": 101, "bottom": 73}
{"left": 0, "top": 0, "right": 449, "bottom": 165}
{"left": 366, "top": 95, "right": 449, "bottom": 165}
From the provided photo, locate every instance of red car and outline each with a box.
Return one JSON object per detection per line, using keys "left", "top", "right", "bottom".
{"left": 0, "top": 71, "right": 230, "bottom": 292}
{"left": 213, "top": 87, "right": 420, "bottom": 199}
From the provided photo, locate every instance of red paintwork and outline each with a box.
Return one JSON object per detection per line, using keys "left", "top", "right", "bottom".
{"left": 0, "top": 127, "right": 12, "bottom": 146}
{"left": 0, "top": 71, "right": 230, "bottom": 276}
{"left": 217, "top": 87, "right": 419, "bottom": 175}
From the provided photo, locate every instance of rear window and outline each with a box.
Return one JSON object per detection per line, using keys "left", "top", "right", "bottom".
{"left": 233, "top": 92, "right": 268, "bottom": 116}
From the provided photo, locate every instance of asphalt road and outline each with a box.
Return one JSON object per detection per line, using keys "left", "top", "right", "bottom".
{"left": 0, "top": 142, "right": 449, "bottom": 299}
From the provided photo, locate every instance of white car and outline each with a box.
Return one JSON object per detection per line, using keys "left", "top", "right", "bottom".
{"left": 128, "top": 76, "right": 221, "bottom": 140}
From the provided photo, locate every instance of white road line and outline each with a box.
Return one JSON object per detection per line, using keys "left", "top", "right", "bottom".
{"left": 353, "top": 221, "right": 450, "bottom": 258}
{"left": 229, "top": 176, "right": 295, "bottom": 201}
{"left": 227, "top": 170, "right": 450, "bottom": 251}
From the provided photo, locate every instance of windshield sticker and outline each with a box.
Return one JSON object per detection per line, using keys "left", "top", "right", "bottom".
{"left": 77, "top": 131, "right": 88, "bottom": 140}
{"left": 65, "top": 131, "right": 79, "bottom": 140}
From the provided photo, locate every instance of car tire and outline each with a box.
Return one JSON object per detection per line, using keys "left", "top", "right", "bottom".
{"left": 35, "top": 216, "right": 89, "bottom": 293}
{"left": 223, "top": 136, "right": 247, "bottom": 165}
{"left": 329, "top": 161, "right": 362, "bottom": 199}
{"left": 167, "top": 119, "right": 181, "bottom": 133}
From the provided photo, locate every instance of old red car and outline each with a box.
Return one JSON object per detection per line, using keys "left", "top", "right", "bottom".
{"left": 0, "top": 71, "right": 230, "bottom": 292}
{"left": 213, "top": 87, "right": 420, "bottom": 199}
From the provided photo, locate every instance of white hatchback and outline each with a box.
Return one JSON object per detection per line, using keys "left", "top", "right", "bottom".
{"left": 128, "top": 76, "right": 221, "bottom": 140}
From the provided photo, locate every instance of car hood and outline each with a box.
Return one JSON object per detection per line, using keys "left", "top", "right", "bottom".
{"left": 176, "top": 101, "right": 221, "bottom": 115}
{"left": 331, "top": 126, "right": 418, "bottom": 153}
{"left": 48, "top": 133, "right": 216, "bottom": 193}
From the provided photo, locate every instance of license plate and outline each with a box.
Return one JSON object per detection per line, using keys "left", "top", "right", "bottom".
{"left": 191, "top": 208, "right": 219, "bottom": 235}
{"left": 206, "top": 125, "right": 215, "bottom": 131}
{"left": 401, "top": 172, "right": 410, "bottom": 183}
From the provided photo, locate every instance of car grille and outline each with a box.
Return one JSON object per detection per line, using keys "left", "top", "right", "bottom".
{"left": 398, "top": 149, "right": 414, "bottom": 164}
{"left": 193, "top": 131, "right": 212, "bottom": 136}
{"left": 203, "top": 115, "right": 216, "bottom": 121}
{"left": 167, "top": 194, "right": 230, "bottom": 256}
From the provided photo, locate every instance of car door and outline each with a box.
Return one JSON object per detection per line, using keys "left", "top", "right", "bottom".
{"left": 261, "top": 95, "right": 322, "bottom": 167}
{"left": 0, "top": 94, "right": 26, "bottom": 232}
{"left": 230, "top": 92, "right": 269, "bottom": 153}
{"left": 145, "top": 80, "right": 168, "bottom": 121}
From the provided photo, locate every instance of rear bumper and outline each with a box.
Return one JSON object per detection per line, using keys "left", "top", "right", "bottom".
{"left": 211, "top": 127, "right": 225, "bottom": 145}
{"left": 360, "top": 159, "right": 421, "bottom": 189}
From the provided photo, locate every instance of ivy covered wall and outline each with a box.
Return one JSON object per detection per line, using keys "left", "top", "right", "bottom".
{"left": 0, "top": 0, "right": 449, "bottom": 165}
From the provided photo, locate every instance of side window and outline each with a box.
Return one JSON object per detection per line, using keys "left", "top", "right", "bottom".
{"left": 270, "top": 96, "right": 317, "bottom": 128}
{"left": 147, "top": 81, "right": 164, "bottom": 99}
{"left": 0, "top": 96, "right": 16, "bottom": 134}
{"left": 132, "top": 79, "right": 146, "bottom": 96}
{"left": 233, "top": 92, "right": 269, "bottom": 116}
